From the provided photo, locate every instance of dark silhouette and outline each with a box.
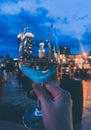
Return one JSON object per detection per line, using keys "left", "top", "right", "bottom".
{"left": 60, "top": 75, "right": 83, "bottom": 125}
{"left": 5, "top": 54, "right": 14, "bottom": 82}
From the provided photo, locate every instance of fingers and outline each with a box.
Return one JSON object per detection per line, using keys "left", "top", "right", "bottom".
{"left": 45, "top": 81, "right": 66, "bottom": 98}
{"left": 32, "top": 82, "right": 51, "bottom": 104}
{"left": 32, "top": 81, "right": 69, "bottom": 105}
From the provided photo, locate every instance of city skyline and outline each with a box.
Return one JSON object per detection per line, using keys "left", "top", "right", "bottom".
{"left": 0, "top": 0, "right": 91, "bottom": 57}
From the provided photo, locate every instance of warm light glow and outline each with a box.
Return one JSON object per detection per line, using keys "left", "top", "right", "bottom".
{"left": 17, "top": 32, "right": 34, "bottom": 40}
{"left": 17, "top": 33, "right": 23, "bottom": 39}
{"left": 23, "top": 32, "right": 34, "bottom": 39}
{"left": 83, "top": 52, "right": 87, "bottom": 56}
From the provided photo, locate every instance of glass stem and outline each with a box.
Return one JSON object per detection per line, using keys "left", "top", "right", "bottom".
{"left": 37, "top": 99, "right": 41, "bottom": 110}
{"left": 37, "top": 83, "right": 43, "bottom": 110}
{"left": 35, "top": 83, "right": 43, "bottom": 116}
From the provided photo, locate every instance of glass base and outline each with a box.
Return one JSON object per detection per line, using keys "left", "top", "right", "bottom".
{"left": 22, "top": 106, "right": 45, "bottom": 130}
{"left": 34, "top": 108, "right": 42, "bottom": 117}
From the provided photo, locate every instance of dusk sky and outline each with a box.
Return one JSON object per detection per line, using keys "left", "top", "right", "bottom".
{"left": 0, "top": 0, "right": 91, "bottom": 58}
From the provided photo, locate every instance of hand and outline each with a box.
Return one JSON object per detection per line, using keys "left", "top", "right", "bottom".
{"left": 32, "top": 81, "right": 73, "bottom": 130}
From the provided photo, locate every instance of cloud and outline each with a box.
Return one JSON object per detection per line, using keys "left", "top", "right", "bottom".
{"left": 34, "top": 0, "right": 44, "bottom": 4}
{"left": 0, "top": 0, "right": 91, "bottom": 57}
{"left": 0, "top": 6, "right": 55, "bottom": 57}
{"left": 62, "top": 17, "right": 69, "bottom": 24}
{"left": 16, "top": 7, "right": 53, "bottom": 28}
{"left": 82, "top": 27, "right": 91, "bottom": 45}
{"left": 0, "top": 0, "right": 19, "bottom": 3}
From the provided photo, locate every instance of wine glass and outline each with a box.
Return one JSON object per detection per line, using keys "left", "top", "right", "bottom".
{"left": 17, "top": 26, "right": 59, "bottom": 130}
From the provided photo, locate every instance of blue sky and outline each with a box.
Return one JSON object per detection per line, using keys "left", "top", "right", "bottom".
{"left": 0, "top": 0, "right": 91, "bottom": 57}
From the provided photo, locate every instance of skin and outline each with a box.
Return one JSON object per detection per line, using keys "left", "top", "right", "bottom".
{"left": 32, "top": 81, "right": 73, "bottom": 130}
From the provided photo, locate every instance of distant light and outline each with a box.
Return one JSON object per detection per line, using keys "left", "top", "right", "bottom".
{"left": 13, "top": 58, "right": 18, "bottom": 61}
{"left": 39, "top": 42, "right": 44, "bottom": 46}
{"left": 17, "top": 33, "right": 23, "bottom": 39}
{"left": 88, "top": 56, "right": 91, "bottom": 59}
{"left": 83, "top": 52, "right": 87, "bottom": 56}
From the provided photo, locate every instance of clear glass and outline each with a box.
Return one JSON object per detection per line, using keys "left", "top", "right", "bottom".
{"left": 18, "top": 26, "right": 59, "bottom": 130}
